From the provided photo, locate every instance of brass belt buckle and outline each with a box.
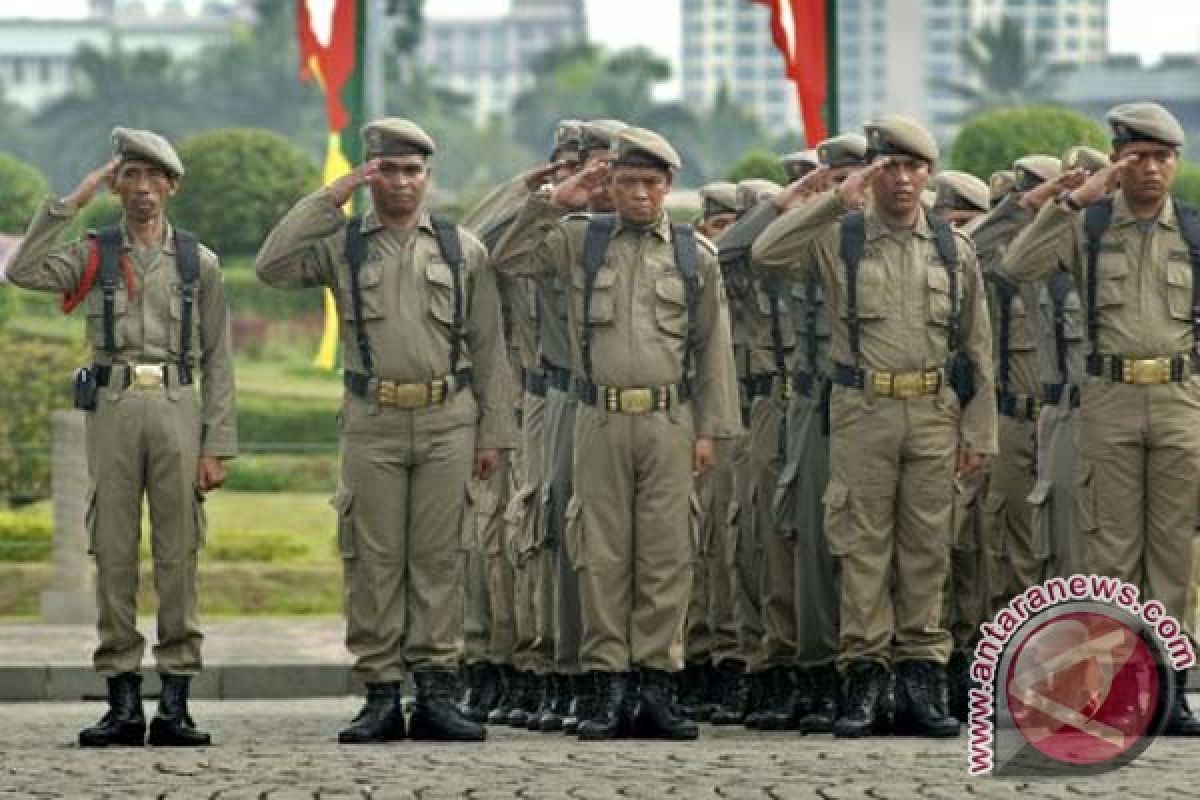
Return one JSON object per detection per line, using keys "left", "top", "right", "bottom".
{"left": 1128, "top": 357, "right": 1170, "bottom": 385}
{"left": 892, "top": 372, "right": 925, "bottom": 399}
{"left": 619, "top": 388, "right": 655, "bottom": 414}
{"left": 871, "top": 371, "right": 893, "bottom": 397}
{"left": 132, "top": 364, "right": 164, "bottom": 389}
{"left": 393, "top": 382, "right": 430, "bottom": 409}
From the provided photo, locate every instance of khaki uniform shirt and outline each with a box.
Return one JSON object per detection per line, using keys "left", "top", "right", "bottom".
{"left": 254, "top": 188, "right": 517, "bottom": 450}
{"left": 965, "top": 195, "right": 1041, "bottom": 398}
{"left": 751, "top": 191, "right": 998, "bottom": 454}
{"left": 5, "top": 198, "right": 238, "bottom": 458}
{"left": 1001, "top": 192, "right": 1196, "bottom": 360}
{"left": 489, "top": 195, "right": 742, "bottom": 440}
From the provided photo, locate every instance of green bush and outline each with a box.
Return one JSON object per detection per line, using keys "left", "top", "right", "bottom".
{"left": 173, "top": 128, "right": 320, "bottom": 258}
{"left": 238, "top": 393, "right": 338, "bottom": 450}
{"left": 202, "top": 531, "right": 310, "bottom": 562}
{"left": 223, "top": 267, "right": 324, "bottom": 320}
{"left": 0, "top": 153, "right": 48, "bottom": 234}
{"left": 727, "top": 148, "right": 788, "bottom": 185}
{"left": 0, "top": 332, "right": 88, "bottom": 504}
{"left": 949, "top": 106, "right": 1109, "bottom": 180}
{"left": 1173, "top": 162, "right": 1200, "bottom": 206}
{"left": 65, "top": 194, "right": 124, "bottom": 239}
{"left": 0, "top": 285, "right": 20, "bottom": 330}
{"left": 224, "top": 453, "right": 338, "bottom": 492}
{"left": 0, "top": 509, "right": 53, "bottom": 561}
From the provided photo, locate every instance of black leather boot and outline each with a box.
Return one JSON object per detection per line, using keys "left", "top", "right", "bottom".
{"left": 507, "top": 671, "right": 540, "bottom": 727}
{"left": 745, "top": 667, "right": 796, "bottom": 731}
{"left": 577, "top": 671, "right": 628, "bottom": 741}
{"left": 532, "top": 673, "right": 566, "bottom": 732}
{"left": 634, "top": 669, "right": 699, "bottom": 740}
{"left": 563, "top": 673, "right": 595, "bottom": 734}
{"left": 147, "top": 674, "right": 211, "bottom": 747}
{"left": 674, "top": 661, "right": 709, "bottom": 721}
{"left": 410, "top": 669, "right": 486, "bottom": 741}
{"left": 338, "top": 681, "right": 406, "bottom": 744}
{"left": 79, "top": 672, "right": 145, "bottom": 747}
{"left": 1164, "top": 670, "right": 1200, "bottom": 736}
{"left": 709, "top": 660, "right": 749, "bottom": 725}
{"left": 797, "top": 664, "right": 838, "bottom": 734}
{"left": 947, "top": 650, "right": 970, "bottom": 723}
{"left": 833, "top": 661, "right": 889, "bottom": 739}
{"left": 460, "top": 662, "right": 500, "bottom": 724}
{"left": 893, "top": 661, "right": 960, "bottom": 738}
{"left": 486, "top": 665, "right": 517, "bottom": 725}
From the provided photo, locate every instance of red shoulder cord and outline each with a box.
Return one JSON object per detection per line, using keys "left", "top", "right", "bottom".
{"left": 60, "top": 238, "right": 137, "bottom": 313}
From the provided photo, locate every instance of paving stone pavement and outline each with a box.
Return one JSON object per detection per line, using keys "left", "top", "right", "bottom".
{"left": 0, "top": 699, "right": 1197, "bottom": 799}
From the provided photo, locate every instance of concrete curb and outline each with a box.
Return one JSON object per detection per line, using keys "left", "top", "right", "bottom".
{"left": 0, "top": 665, "right": 369, "bottom": 702}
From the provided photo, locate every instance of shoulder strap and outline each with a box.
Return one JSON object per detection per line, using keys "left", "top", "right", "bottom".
{"left": 342, "top": 215, "right": 373, "bottom": 376}
{"left": 96, "top": 226, "right": 123, "bottom": 356}
{"left": 838, "top": 212, "right": 866, "bottom": 364}
{"left": 928, "top": 211, "right": 963, "bottom": 354}
{"left": 173, "top": 228, "right": 200, "bottom": 385}
{"left": 671, "top": 222, "right": 700, "bottom": 386}
{"left": 1047, "top": 269, "right": 1075, "bottom": 384}
{"left": 580, "top": 214, "right": 616, "bottom": 382}
{"left": 431, "top": 215, "right": 466, "bottom": 372}
{"left": 1174, "top": 201, "right": 1200, "bottom": 362}
{"left": 1083, "top": 198, "right": 1115, "bottom": 362}
{"left": 992, "top": 276, "right": 1016, "bottom": 392}
{"left": 803, "top": 277, "right": 819, "bottom": 372}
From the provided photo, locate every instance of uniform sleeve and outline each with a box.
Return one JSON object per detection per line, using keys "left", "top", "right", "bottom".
{"left": 717, "top": 199, "right": 780, "bottom": 262}
{"left": 692, "top": 249, "right": 743, "bottom": 440}
{"left": 464, "top": 238, "right": 519, "bottom": 451}
{"left": 997, "top": 200, "right": 1081, "bottom": 284}
{"left": 488, "top": 194, "right": 570, "bottom": 279}
{"left": 197, "top": 253, "right": 238, "bottom": 459}
{"left": 254, "top": 189, "right": 342, "bottom": 289}
{"left": 958, "top": 240, "right": 998, "bottom": 456}
{"left": 750, "top": 190, "right": 846, "bottom": 281}
{"left": 4, "top": 197, "right": 91, "bottom": 293}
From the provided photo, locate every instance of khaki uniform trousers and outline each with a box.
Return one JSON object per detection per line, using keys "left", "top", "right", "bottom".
{"left": 509, "top": 390, "right": 556, "bottom": 673}
{"left": 570, "top": 403, "right": 695, "bottom": 672}
{"left": 1034, "top": 393, "right": 1084, "bottom": 578}
{"left": 685, "top": 481, "right": 713, "bottom": 663}
{"left": 943, "top": 466, "right": 991, "bottom": 653}
{"left": 704, "top": 444, "right": 740, "bottom": 666}
{"left": 334, "top": 391, "right": 477, "bottom": 683}
{"left": 824, "top": 385, "right": 959, "bottom": 669}
{"left": 776, "top": 386, "right": 837, "bottom": 668}
{"left": 730, "top": 433, "right": 764, "bottom": 670}
{"left": 89, "top": 376, "right": 205, "bottom": 676}
{"left": 984, "top": 413, "right": 1041, "bottom": 601}
{"left": 546, "top": 387, "right": 582, "bottom": 673}
{"left": 1076, "top": 380, "right": 1200, "bottom": 636}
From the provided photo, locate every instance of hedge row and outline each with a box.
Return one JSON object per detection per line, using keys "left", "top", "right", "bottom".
{"left": 237, "top": 393, "right": 338, "bottom": 450}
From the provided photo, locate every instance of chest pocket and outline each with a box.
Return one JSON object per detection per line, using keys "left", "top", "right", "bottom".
{"left": 426, "top": 259, "right": 464, "bottom": 327}
{"left": 341, "top": 257, "right": 385, "bottom": 322}
{"left": 544, "top": 274, "right": 570, "bottom": 322}
{"left": 1094, "top": 248, "right": 1129, "bottom": 310}
{"left": 1038, "top": 284, "right": 1085, "bottom": 342}
{"left": 838, "top": 257, "right": 887, "bottom": 321}
{"left": 168, "top": 282, "right": 203, "bottom": 356}
{"left": 1166, "top": 256, "right": 1194, "bottom": 322}
{"left": 654, "top": 274, "right": 689, "bottom": 339}
{"left": 925, "top": 265, "right": 956, "bottom": 328}
{"left": 85, "top": 287, "right": 129, "bottom": 348}
{"left": 572, "top": 266, "right": 617, "bottom": 326}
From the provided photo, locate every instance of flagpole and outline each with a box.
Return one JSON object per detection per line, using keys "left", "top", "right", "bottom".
{"left": 825, "top": 0, "right": 838, "bottom": 135}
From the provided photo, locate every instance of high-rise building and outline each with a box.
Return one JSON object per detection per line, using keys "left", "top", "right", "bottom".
{"left": 680, "top": 0, "right": 800, "bottom": 135}
{"left": 419, "top": 0, "right": 587, "bottom": 125}
{"left": 0, "top": 0, "right": 249, "bottom": 111}
{"left": 682, "top": 0, "right": 1108, "bottom": 141}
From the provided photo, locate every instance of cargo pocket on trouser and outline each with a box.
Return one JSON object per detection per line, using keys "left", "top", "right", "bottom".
{"left": 980, "top": 491, "right": 1007, "bottom": 562}
{"left": 504, "top": 484, "right": 539, "bottom": 567}
{"left": 564, "top": 495, "right": 585, "bottom": 571}
{"left": 475, "top": 481, "right": 502, "bottom": 558}
{"left": 1075, "top": 463, "right": 1098, "bottom": 535}
{"left": 330, "top": 487, "right": 356, "bottom": 559}
{"left": 821, "top": 480, "right": 853, "bottom": 557}
{"left": 1026, "top": 479, "right": 1053, "bottom": 566}
{"left": 950, "top": 480, "right": 977, "bottom": 553}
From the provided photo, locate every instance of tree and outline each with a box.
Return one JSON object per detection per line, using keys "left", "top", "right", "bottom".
{"left": 0, "top": 155, "right": 48, "bottom": 235}
{"left": 933, "top": 17, "right": 1060, "bottom": 120}
{"left": 31, "top": 43, "right": 193, "bottom": 192}
{"left": 727, "top": 148, "right": 787, "bottom": 185}
{"left": 949, "top": 106, "right": 1108, "bottom": 181}
{"left": 1172, "top": 162, "right": 1200, "bottom": 207}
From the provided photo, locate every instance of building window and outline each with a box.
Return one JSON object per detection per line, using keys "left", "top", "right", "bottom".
{"left": 737, "top": 88, "right": 756, "bottom": 105}
{"left": 736, "top": 65, "right": 756, "bottom": 81}
{"left": 1065, "top": 12, "right": 1080, "bottom": 26}
{"left": 736, "top": 43, "right": 756, "bottom": 58}
{"left": 712, "top": 18, "right": 727, "bottom": 32}
{"left": 766, "top": 87, "right": 784, "bottom": 103}
{"left": 843, "top": 42, "right": 861, "bottom": 58}
{"left": 1088, "top": 15, "right": 1104, "bottom": 28}
{"left": 929, "top": 17, "right": 952, "bottom": 30}
{"left": 39, "top": 57, "right": 52, "bottom": 83}
{"left": 684, "top": 19, "right": 704, "bottom": 36}
{"left": 736, "top": 18, "right": 757, "bottom": 34}
{"left": 684, "top": 44, "right": 705, "bottom": 60}
{"left": 11, "top": 57, "right": 23, "bottom": 83}
{"left": 1065, "top": 35, "right": 1080, "bottom": 51}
